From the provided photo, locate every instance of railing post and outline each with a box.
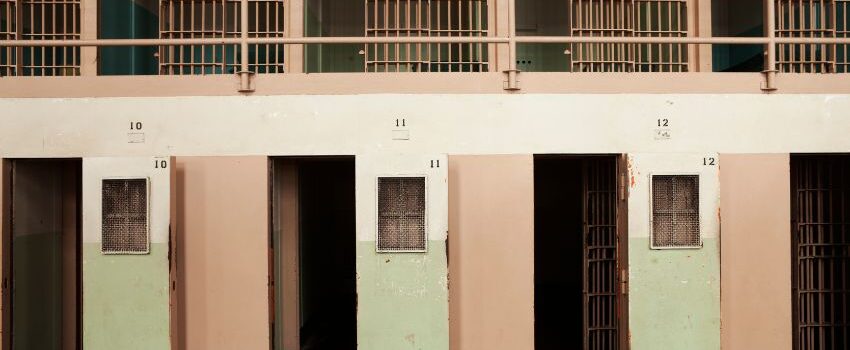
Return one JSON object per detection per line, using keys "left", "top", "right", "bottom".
{"left": 285, "top": 0, "right": 304, "bottom": 73}
{"left": 80, "top": 0, "right": 97, "bottom": 76}
{"left": 763, "top": 0, "right": 778, "bottom": 92}
{"left": 503, "top": 0, "right": 519, "bottom": 91}
{"left": 238, "top": 0, "right": 255, "bottom": 93}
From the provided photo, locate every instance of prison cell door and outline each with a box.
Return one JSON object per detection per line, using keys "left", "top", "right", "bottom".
{"left": 81, "top": 157, "right": 175, "bottom": 350}
{"left": 582, "top": 156, "right": 628, "bottom": 350}
{"left": 792, "top": 155, "right": 850, "bottom": 350}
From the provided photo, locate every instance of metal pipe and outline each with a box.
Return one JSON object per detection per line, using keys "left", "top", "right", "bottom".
{"left": 239, "top": 0, "right": 252, "bottom": 92}
{"left": 6, "top": 36, "right": 850, "bottom": 47}
{"left": 505, "top": 0, "right": 518, "bottom": 90}
{"left": 764, "top": 0, "right": 777, "bottom": 91}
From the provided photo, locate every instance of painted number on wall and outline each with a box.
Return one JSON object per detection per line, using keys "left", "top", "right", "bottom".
{"left": 130, "top": 122, "right": 143, "bottom": 130}
{"left": 430, "top": 159, "right": 441, "bottom": 168}
{"left": 703, "top": 157, "right": 716, "bottom": 166}
{"left": 657, "top": 118, "right": 669, "bottom": 127}
{"left": 396, "top": 118, "right": 406, "bottom": 127}
{"left": 155, "top": 159, "right": 168, "bottom": 169}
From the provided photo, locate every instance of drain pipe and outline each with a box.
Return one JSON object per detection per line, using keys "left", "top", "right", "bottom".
{"left": 504, "top": 0, "right": 520, "bottom": 91}
{"left": 762, "top": 0, "right": 777, "bottom": 92}
{"left": 238, "top": 0, "right": 255, "bottom": 93}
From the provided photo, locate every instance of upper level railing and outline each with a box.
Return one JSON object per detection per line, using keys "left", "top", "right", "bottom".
{"left": 0, "top": 0, "right": 849, "bottom": 93}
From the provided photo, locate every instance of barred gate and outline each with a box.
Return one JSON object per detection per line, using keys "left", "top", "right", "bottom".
{"left": 792, "top": 155, "right": 850, "bottom": 350}
{"left": 582, "top": 157, "right": 623, "bottom": 350}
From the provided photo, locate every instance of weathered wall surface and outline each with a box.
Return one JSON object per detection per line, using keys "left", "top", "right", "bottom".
{"left": 1, "top": 95, "right": 849, "bottom": 157}
{"left": 355, "top": 153, "right": 449, "bottom": 350}
{"left": 174, "top": 157, "right": 269, "bottom": 350}
{"left": 719, "top": 154, "right": 792, "bottom": 350}
{"left": 627, "top": 153, "right": 721, "bottom": 350}
{"left": 448, "top": 155, "right": 534, "bottom": 350}
{"left": 82, "top": 157, "right": 171, "bottom": 350}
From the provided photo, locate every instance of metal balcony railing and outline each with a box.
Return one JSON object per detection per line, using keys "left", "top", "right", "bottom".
{"left": 1, "top": 0, "right": 850, "bottom": 93}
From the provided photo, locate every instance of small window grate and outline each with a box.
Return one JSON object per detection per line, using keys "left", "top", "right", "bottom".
{"left": 102, "top": 179, "right": 150, "bottom": 254}
{"left": 651, "top": 175, "right": 700, "bottom": 248}
{"left": 377, "top": 177, "right": 426, "bottom": 252}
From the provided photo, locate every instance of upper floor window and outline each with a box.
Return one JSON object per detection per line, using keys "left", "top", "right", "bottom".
{"left": 0, "top": 0, "right": 81, "bottom": 76}
{"left": 306, "top": 0, "right": 488, "bottom": 73}
{"left": 775, "top": 0, "right": 849, "bottom": 73}
{"left": 517, "top": 0, "right": 690, "bottom": 72}
{"left": 100, "top": 0, "right": 286, "bottom": 75}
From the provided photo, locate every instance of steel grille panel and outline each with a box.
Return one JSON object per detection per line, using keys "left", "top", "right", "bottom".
{"left": 365, "top": 0, "right": 488, "bottom": 72}
{"left": 569, "top": 0, "right": 689, "bottom": 72}
{"left": 159, "top": 0, "right": 286, "bottom": 75}
{"left": 792, "top": 156, "right": 850, "bottom": 350}
{"left": 102, "top": 179, "right": 150, "bottom": 254}
{"left": 377, "top": 177, "right": 426, "bottom": 252}
{"left": 651, "top": 175, "right": 700, "bottom": 248}
{"left": 776, "top": 0, "right": 850, "bottom": 73}
{"left": 0, "top": 0, "right": 80, "bottom": 76}
{"left": 583, "top": 158, "right": 620, "bottom": 350}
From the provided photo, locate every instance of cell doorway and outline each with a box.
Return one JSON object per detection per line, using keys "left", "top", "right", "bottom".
{"left": 791, "top": 154, "right": 850, "bottom": 350}
{"left": 270, "top": 157, "right": 357, "bottom": 350}
{"left": 534, "top": 155, "right": 628, "bottom": 350}
{"left": 2, "top": 159, "right": 82, "bottom": 350}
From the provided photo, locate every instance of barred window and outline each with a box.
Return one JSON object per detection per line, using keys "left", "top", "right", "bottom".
{"left": 365, "top": 0, "right": 488, "bottom": 72}
{"left": 159, "top": 0, "right": 286, "bottom": 75}
{"left": 775, "top": 0, "right": 849, "bottom": 73}
{"left": 102, "top": 179, "right": 150, "bottom": 254}
{"left": 570, "top": 0, "right": 689, "bottom": 72}
{"left": 0, "top": 0, "right": 81, "bottom": 76}
{"left": 377, "top": 177, "right": 427, "bottom": 252}
{"left": 651, "top": 175, "right": 701, "bottom": 249}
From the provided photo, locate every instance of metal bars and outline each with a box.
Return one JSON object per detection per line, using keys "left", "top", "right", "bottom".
{"left": 582, "top": 157, "right": 620, "bottom": 350}
{"left": 776, "top": 0, "right": 850, "bottom": 73}
{"left": 364, "top": 0, "right": 487, "bottom": 72}
{"left": 0, "top": 0, "right": 80, "bottom": 76}
{"left": 568, "top": 0, "right": 688, "bottom": 72}
{"left": 158, "top": 0, "right": 285, "bottom": 75}
{"left": 792, "top": 156, "right": 850, "bottom": 350}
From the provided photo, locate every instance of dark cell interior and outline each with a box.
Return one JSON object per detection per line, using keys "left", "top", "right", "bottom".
{"left": 297, "top": 159, "right": 357, "bottom": 350}
{"left": 534, "top": 157, "right": 586, "bottom": 350}
{"left": 9, "top": 159, "right": 81, "bottom": 350}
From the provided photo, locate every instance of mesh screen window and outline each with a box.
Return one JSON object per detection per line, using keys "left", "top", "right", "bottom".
{"left": 377, "top": 177, "right": 426, "bottom": 252}
{"left": 651, "top": 175, "right": 701, "bottom": 249}
{"left": 102, "top": 178, "right": 150, "bottom": 254}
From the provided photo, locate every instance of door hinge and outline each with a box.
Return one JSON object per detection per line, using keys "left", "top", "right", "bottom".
{"left": 620, "top": 269, "right": 628, "bottom": 295}
{"left": 619, "top": 173, "right": 627, "bottom": 201}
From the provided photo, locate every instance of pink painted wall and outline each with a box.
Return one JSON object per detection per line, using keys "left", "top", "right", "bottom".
{"left": 448, "top": 155, "right": 534, "bottom": 350}
{"left": 720, "top": 154, "right": 792, "bottom": 350}
{"left": 174, "top": 157, "right": 269, "bottom": 350}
